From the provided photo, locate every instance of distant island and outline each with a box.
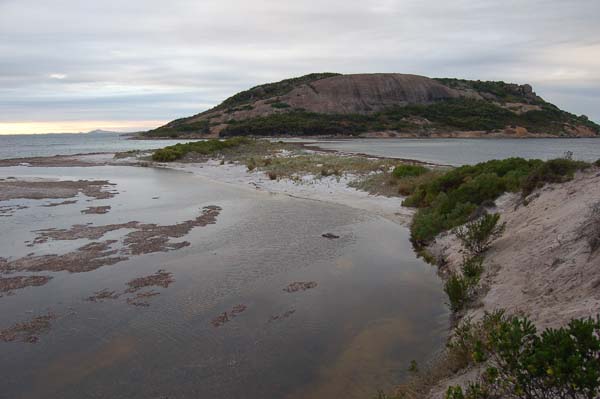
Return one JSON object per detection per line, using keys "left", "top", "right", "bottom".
{"left": 140, "top": 73, "right": 600, "bottom": 139}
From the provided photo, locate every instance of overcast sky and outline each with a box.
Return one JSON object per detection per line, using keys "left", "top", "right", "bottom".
{"left": 1, "top": 0, "right": 599, "bottom": 134}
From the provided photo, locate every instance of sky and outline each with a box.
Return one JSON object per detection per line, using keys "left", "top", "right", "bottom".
{"left": 0, "top": 0, "right": 599, "bottom": 134}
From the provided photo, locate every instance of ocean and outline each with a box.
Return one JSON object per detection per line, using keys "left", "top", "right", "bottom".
{"left": 2, "top": 133, "right": 599, "bottom": 166}
{"left": 0, "top": 133, "right": 202, "bottom": 160}
{"left": 311, "top": 137, "right": 600, "bottom": 166}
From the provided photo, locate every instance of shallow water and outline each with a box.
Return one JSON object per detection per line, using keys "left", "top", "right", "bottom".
{"left": 312, "top": 138, "right": 600, "bottom": 165}
{"left": 0, "top": 165, "right": 448, "bottom": 399}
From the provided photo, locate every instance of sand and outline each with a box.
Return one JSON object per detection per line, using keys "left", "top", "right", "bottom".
{"left": 165, "top": 159, "right": 413, "bottom": 226}
{"left": 426, "top": 167, "right": 600, "bottom": 397}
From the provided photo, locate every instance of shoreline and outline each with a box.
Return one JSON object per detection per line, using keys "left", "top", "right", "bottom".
{"left": 4, "top": 146, "right": 599, "bottom": 397}
{"left": 0, "top": 150, "right": 448, "bottom": 398}
{"left": 0, "top": 147, "right": 438, "bottom": 227}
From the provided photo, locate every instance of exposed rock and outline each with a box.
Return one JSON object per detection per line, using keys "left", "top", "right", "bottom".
{"left": 1, "top": 240, "right": 127, "bottom": 273}
{"left": 0, "top": 155, "right": 98, "bottom": 167}
{"left": 211, "top": 304, "right": 248, "bottom": 327}
{"left": 269, "top": 309, "right": 296, "bottom": 322}
{"left": 81, "top": 206, "right": 111, "bottom": 214}
{"left": 87, "top": 270, "right": 175, "bottom": 307}
{"left": 282, "top": 74, "right": 460, "bottom": 114}
{"left": 0, "top": 179, "right": 117, "bottom": 201}
{"left": 0, "top": 275, "right": 52, "bottom": 297}
{"left": 42, "top": 200, "right": 78, "bottom": 207}
{"left": 0, "top": 204, "right": 28, "bottom": 217}
{"left": 283, "top": 281, "right": 318, "bottom": 293}
{"left": 86, "top": 289, "right": 120, "bottom": 302}
{"left": 125, "top": 270, "right": 174, "bottom": 293}
{"left": 126, "top": 291, "right": 160, "bottom": 307}
{"left": 0, "top": 313, "right": 57, "bottom": 344}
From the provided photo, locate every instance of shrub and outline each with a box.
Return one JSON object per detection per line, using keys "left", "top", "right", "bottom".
{"left": 405, "top": 158, "right": 536, "bottom": 242}
{"left": 461, "top": 256, "right": 484, "bottom": 282}
{"left": 151, "top": 137, "right": 250, "bottom": 162}
{"left": 454, "top": 213, "right": 506, "bottom": 255}
{"left": 446, "top": 383, "right": 490, "bottom": 399}
{"left": 444, "top": 275, "right": 470, "bottom": 312}
{"left": 218, "top": 97, "right": 600, "bottom": 137}
{"left": 522, "top": 158, "right": 590, "bottom": 196}
{"left": 246, "top": 157, "right": 257, "bottom": 171}
{"left": 408, "top": 360, "right": 419, "bottom": 374}
{"left": 392, "top": 164, "right": 429, "bottom": 178}
{"left": 411, "top": 208, "right": 447, "bottom": 245}
{"left": 595, "top": 158, "right": 600, "bottom": 167}
{"left": 270, "top": 102, "right": 291, "bottom": 109}
{"left": 446, "top": 312, "right": 600, "bottom": 399}
{"left": 267, "top": 171, "right": 277, "bottom": 180}
{"left": 405, "top": 157, "right": 592, "bottom": 244}
{"left": 320, "top": 167, "right": 341, "bottom": 177}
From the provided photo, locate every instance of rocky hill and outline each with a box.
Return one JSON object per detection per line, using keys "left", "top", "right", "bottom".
{"left": 143, "top": 73, "right": 600, "bottom": 138}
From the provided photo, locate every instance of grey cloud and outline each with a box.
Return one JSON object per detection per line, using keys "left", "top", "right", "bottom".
{"left": 1, "top": 0, "right": 599, "bottom": 129}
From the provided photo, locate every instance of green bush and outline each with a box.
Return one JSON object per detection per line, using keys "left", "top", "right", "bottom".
{"left": 151, "top": 137, "right": 250, "bottom": 162}
{"left": 595, "top": 158, "right": 600, "bottom": 167}
{"left": 454, "top": 213, "right": 506, "bottom": 255}
{"left": 392, "top": 164, "right": 429, "bottom": 178}
{"left": 522, "top": 158, "right": 590, "bottom": 196}
{"left": 246, "top": 157, "right": 257, "bottom": 171}
{"left": 270, "top": 102, "right": 291, "bottom": 109}
{"left": 443, "top": 256, "right": 485, "bottom": 313}
{"left": 144, "top": 119, "right": 211, "bottom": 137}
{"left": 446, "top": 383, "right": 490, "bottom": 399}
{"left": 444, "top": 275, "right": 470, "bottom": 312}
{"left": 220, "top": 98, "right": 589, "bottom": 137}
{"left": 461, "top": 256, "right": 484, "bottom": 282}
{"left": 404, "top": 158, "right": 589, "bottom": 244}
{"left": 222, "top": 110, "right": 371, "bottom": 136}
{"left": 447, "top": 313, "right": 600, "bottom": 399}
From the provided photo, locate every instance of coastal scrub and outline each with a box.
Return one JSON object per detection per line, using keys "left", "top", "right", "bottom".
{"left": 403, "top": 157, "right": 591, "bottom": 244}
{"left": 152, "top": 137, "right": 251, "bottom": 162}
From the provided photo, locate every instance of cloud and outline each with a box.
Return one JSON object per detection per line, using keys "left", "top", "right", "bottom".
{"left": 0, "top": 0, "right": 599, "bottom": 133}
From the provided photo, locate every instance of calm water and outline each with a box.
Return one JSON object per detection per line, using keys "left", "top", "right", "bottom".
{"left": 3, "top": 134, "right": 599, "bottom": 166}
{"left": 312, "top": 138, "right": 600, "bottom": 165}
{"left": 0, "top": 165, "right": 448, "bottom": 399}
{"left": 0, "top": 133, "right": 202, "bottom": 160}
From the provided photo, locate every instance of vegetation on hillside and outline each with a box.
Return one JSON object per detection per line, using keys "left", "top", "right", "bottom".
{"left": 144, "top": 119, "right": 211, "bottom": 138}
{"left": 211, "top": 73, "right": 340, "bottom": 112}
{"left": 445, "top": 312, "right": 600, "bottom": 399}
{"left": 444, "top": 213, "right": 505, "bottom": 312}
{"left": 142, "top": 73, "right": 599, "bottom": 138}
{"left": 219, "top": 99, "right": 598, "bottom": 137}
{"left": 390, "top": 310, "right": 600, "bottom": 399}
{"left": 401, "top": 157, "right": 591, "bottom": 245}
{"left": 434, "top": 78, "right": 542, "bottom": 104}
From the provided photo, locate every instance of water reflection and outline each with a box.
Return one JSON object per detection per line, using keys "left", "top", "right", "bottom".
{"left": 0, "top": 165, "right": 448, "bottom": 399}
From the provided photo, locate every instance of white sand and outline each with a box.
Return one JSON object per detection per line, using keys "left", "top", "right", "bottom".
{"left": 163, "top": 159, "right": 413, "bottom": 225}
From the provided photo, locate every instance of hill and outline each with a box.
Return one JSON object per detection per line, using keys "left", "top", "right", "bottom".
{"left": 142, "top": 73, "right": 600, "bottom": 138}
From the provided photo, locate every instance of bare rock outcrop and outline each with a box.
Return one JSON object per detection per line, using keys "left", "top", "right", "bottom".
{"left": 282, "top": 74, "right": 460, "bottom": 114}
